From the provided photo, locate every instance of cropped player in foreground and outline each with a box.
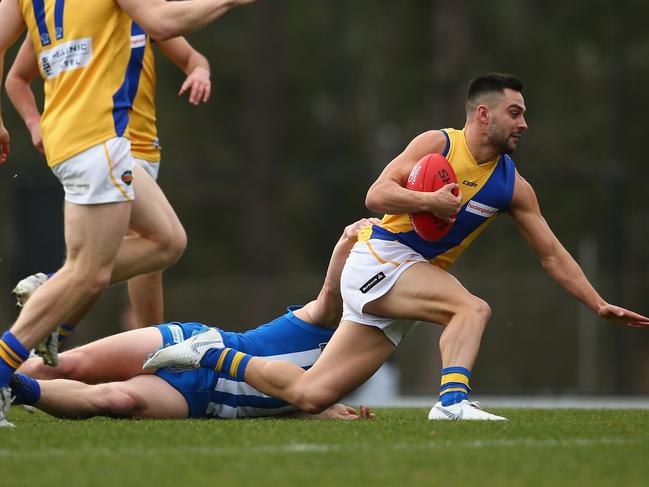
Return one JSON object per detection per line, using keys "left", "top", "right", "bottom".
{"left": 0, "top": 0, "right": 255, "bottom": 427}
{"left": 10, "top": 219, "right": 377, "bottom": 421}
{"left": 145, "top": 73, "right": 649, "bottom": 421}
{"left": 6, "top": 28, "right": 212, "bottom": 365}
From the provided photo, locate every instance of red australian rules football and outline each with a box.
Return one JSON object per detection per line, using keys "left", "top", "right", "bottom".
{"left": 406, "top": 153, "right": 459, "bottom": 241}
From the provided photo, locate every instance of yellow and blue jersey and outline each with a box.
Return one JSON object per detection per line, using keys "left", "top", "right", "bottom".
{"left": 359, "top": 128, "right": 517, "bottom": 270}
{"left": 19, "top": 0, "right": 132, "bottom": 167}
{"left": 126, "top": 22, "right": 160, "bottom": 162}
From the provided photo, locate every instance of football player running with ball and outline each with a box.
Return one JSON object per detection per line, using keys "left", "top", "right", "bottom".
{"left": 145, "top": 73, "right": 649, "bottom": 421}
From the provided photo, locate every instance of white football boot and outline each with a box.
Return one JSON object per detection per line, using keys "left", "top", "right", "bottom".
{"left": 143, "top": 328, "right": 225, "bottom": 371}
{"left": 12, "top": 272, "right": 49, "bottom": 308}
{"left": 0, "top": 387, "right": 15, "bottom": 428}
{"left": 12, "top": 273, "right": 60, "bottom": 366}
{"left": 428, "top": 400, "right": 507, "bottom": 421}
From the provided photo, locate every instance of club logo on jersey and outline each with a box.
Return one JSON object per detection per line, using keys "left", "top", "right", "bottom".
{"left": 39, "top": 38, "right": 93, "bottom": 80}
{"left": 40, "top": 33, "right": 51, "bottom": 46}
{"left": 465, "top": 200, "right": 498, "bottom": 218}
{"left": 360, "top": 272, "right": 386, "bottom": 294}
{"left": 121, "top": 170, "right": 134, "bottom": 186}
{"left": 131, "top": 34, "right": 146, "bottom": 49}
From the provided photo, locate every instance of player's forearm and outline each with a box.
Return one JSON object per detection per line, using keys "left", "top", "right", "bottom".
{"left": 366, "top": 179, "right": 436, "bottom": 215}
{"left": 541, "top": 248, "right": 606, "bottom": 312}
{"left": 5, "top": 76, "right": 41, "bottom": 131}
{"left": 135, "top": 0, "right": 241, "bottom": 41}
{"left": 185, "top": 51, "right": 210, "bottom": 77}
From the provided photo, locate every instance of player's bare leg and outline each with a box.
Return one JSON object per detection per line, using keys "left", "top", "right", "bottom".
{"left": 19, "top": 327, "right": 162, "bottom": 383}
{"left": 364, "top": 262, "right": 491, "bottom": 370}
{"left": 34, "top": 375, "right": 188, "bottom": 419}
{"left": 127, "top": 271, "right": 164, "bottom": 326}
{"left": 241, "top": 322, "right": 395, "bottom": 413}
{"left": 9, "top": 201, "right": 132, "bottom": 347}
{"left": 109, "top": 166, "right": 186, "bottom": 283}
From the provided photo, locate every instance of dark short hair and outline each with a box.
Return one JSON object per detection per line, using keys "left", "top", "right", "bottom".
{"left": 466, "top": 73, "right": 523, "bottom": 109}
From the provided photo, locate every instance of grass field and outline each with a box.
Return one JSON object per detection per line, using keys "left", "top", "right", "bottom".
{"left": 2, "top": 407, "right": 648, "bottom": 486}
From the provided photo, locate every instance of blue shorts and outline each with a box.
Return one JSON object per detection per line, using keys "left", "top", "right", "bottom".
{"left": 155, "top": 322, "right": 219, "bottom": 418}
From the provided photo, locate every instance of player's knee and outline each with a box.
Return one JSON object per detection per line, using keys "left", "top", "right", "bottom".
{"left": 93, "top": 384, "right": 145, "bottom": 417}
{"left": 469, "top": 296, "right": 491, "bottom": 324}
{"left": 153, "top": 223, "right": 187, "bottom": 268}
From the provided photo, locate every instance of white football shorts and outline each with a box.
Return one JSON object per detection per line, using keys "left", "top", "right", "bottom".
{"left": 341, "top": 238, "right": 427, "bottom": 346}
{"left": 51, "top": 137, "right": 135, "bottom": 205}
{"left": 133, "top": 157, "right": 160, "bottom": 181}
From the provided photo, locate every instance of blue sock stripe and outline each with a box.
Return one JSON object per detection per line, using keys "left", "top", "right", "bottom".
{"left": 439, "top": 390, "right": 469, "bottom": 406}
{"left": 1, "top": 331, "right": 29, "bottom": 361}
{"left": 235, "top": 354, "right": 252, "bottom": 381}
{"left": 440, "top": 382, "right": 471, "bottom": 393}
{"left": 441, "top": 366, "right": 472, "bottom": 378}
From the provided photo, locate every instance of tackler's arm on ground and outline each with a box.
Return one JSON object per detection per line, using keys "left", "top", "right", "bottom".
{"left": 294, "top": 217, "right": 381, "bottom": 328}
{"left": 283, "top": 404, "right": 375, "bottom": 420}
{"left": 508, "top": 170, "right": 649, "bottom": 328}
{"left": 118, "top": 0, "right": 256, "bottom": 41}
{"left": 365, "top": 130, "right": 462, "bottom": 223}
{"left": 156, "top": 37, "right": 211, "bottom": 106}
{"left": 4, "top": 35, "right": 43, "bottom": 154}
{"left": 0, "top": 0, "right": 27, "bottom": 165}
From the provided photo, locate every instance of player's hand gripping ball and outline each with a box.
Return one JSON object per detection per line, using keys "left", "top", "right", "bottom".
{"left": 406, "top": 153, "right": 458, "bottom": 241}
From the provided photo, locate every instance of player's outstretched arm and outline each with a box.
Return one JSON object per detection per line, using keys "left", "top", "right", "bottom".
{"left": 365, "top": 130, "right": 461, "bottom": 222}
{"left": 508, "top": 170, "right": 649, "bottom": 328}
{"left": 117, "top": 0, "right": 256, "bottom": 41}
{"left": 156, "top": 37, "right": 211, "bottom": 106}
{"left": 4, "top": 35, "right": 44, "bottom": 154}
{"left": 294, "top": 218, "right": 380, "bottom": 328}
{"left": 0, "top": 0, "right": 27, "bottom": 164}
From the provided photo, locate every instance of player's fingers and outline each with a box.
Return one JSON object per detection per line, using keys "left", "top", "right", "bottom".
{"left": 203, "top": 84, "right": 211, "bottom": 103}
{"left": 179, "top": 79, "right": 191, "bottom": 96}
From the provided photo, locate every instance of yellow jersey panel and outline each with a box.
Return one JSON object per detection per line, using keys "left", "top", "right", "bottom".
{"left": 20, "top": 0, "right": 131, "bottom": 167}
{"left": 359, "top": 129, "right": 517, "bottom": 269}
{"left": 126, "top": 23, "right": 160, "bottom": 162}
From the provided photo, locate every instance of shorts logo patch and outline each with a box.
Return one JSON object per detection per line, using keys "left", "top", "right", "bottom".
{"left": 121, "top": 170, "right": 134, "bottom": 185}
{"left": 360, "top": 271, "right": 386, "bottom": 294}
{"left": 169, "top": 325, "right": 184, "bottom": 344}
{"left": 63, "top": 180, "right": 90, "bottom": 195}
{"left": 319, "top": 342, "right": 328, "bottom": 352}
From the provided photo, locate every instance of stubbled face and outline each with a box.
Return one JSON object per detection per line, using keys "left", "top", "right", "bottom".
{"left": 485, "top": 88, "right": 527, "bottom": 154}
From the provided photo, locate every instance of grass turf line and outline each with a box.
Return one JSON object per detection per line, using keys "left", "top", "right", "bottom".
{"left": 1, "top": 408, "right": 648, "bottom": 486}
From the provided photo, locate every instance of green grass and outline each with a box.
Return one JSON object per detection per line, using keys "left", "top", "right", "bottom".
{"left": 2, "top": 408, "right": 648, "bottom": 486}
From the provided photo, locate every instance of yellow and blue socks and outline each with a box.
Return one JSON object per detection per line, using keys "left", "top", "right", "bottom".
{"left": 200, "top": 348, "right": 252, "bottom": 380}
{"left": 56, "top": 323, "right": 77, "bottom": 346}
{"left": 439, "top": 366, "right": 471, "bottom": 406}
{"left": 0, "top": 331, "right": 30, "bottom": 388}
{"left": 10, "top": 374, "right": 41, "bottom": 405}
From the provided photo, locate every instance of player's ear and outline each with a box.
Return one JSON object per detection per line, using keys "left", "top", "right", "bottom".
{"left": 476, "top": 105, "right": 489, "bottom": 125}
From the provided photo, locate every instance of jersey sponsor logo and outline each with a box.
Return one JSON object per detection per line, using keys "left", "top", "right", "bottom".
{"left": 121, "top": 170, "right": 134, "bottom": 185}
{"left": 465, "top": 200, "right": 498, "bottom": 218}
{"left": 39, "top": 38, "right": 93, "bottom": 80}
{"left": 360, "top": 271, "right": 386, "bottom": 294}
{"left": 462, "top": 180, "right": 478, "bottom": 187}
{"left": 131, "top": 34, "right": 146, "bottom": 49}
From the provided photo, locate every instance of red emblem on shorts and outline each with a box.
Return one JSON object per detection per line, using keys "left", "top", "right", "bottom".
{"left": 121, "top": 170, "right": 134, "bottom": 186}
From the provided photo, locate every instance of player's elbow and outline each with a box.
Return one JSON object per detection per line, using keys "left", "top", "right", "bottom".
{"left": 365, "top": 187, "right": 384, "bottom": 213}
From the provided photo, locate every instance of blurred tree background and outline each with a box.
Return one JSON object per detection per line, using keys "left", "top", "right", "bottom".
{"left": 1, "top": 0, "right": 648, "bottom": 396}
